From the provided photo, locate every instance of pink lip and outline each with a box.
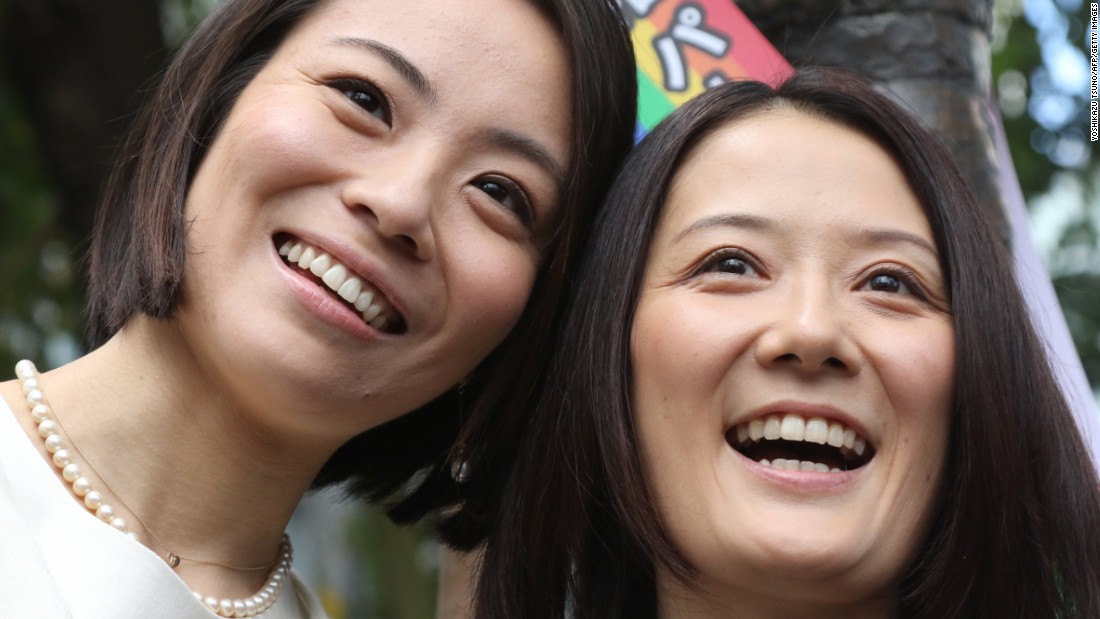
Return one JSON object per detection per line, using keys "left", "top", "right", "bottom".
{"left": 277, "top": 227, "right": 411, "bottom": 327}
{"left": 275, "top": 250, "right": 384, "bottom": 339}
{"left": 278, "top": 229, "right": 409, "bottom": 326}
{"left": 731, "top": 447, "right": 864, "bottom": 492}
{"left": 273, "top": 234, "right": 408, "bottom": 339}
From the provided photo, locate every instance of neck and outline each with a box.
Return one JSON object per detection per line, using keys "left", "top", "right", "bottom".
{"left": 656, "top": 571, "right": 898, "bottom": 619}
{"left": 13, "top": 316, "right": 340, "bottom": 595}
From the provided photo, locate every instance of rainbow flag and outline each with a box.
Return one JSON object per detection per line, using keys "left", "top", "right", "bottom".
{"left": 620, "top": 0, "right": 793, "bottom": 139}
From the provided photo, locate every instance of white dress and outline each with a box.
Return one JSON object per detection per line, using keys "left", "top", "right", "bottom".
{"left": 0, "top": 397, "right": 329, "bottom": 619}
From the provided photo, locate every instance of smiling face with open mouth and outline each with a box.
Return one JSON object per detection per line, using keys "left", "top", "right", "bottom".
{"left": 630, "top": 109, "right": 955, "bottom": 615}
{"left": 172, "top": 0, "right": 571, "bottom": 442}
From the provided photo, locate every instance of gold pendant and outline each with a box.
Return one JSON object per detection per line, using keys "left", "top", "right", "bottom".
{"left": 167, "top": 552, "right": 181, "bottom": 568}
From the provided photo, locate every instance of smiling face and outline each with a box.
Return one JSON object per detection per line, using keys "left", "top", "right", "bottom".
{"left": 630, "top": 109, "right": 955, "bottom": 615}
{"left": 175, "top": 0, "right": 571, "bottom": 441}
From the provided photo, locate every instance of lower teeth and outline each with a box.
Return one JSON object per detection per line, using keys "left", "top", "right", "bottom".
{"left": 760, "top": 458, "right": 841, "bottom": 473}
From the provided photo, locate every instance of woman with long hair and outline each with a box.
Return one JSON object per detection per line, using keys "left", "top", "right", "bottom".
{"left": 477, "top": 68, "right": 1100, "bottom": 618}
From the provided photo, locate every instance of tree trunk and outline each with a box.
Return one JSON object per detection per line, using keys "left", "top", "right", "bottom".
{"left": 736, "top": 0, "right": 1009, "bottom": 241}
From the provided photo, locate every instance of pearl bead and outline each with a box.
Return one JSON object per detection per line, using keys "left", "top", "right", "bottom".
{"left": 37, "top": 420, "right": 58, "bottom": 438}
{"left": 71, "top": 476, "right": 91, "bottom": 496}
{"left": 95, "top": 504, "right": 115, "bottom": 522}
{"left": 31, "top": 404, "right": 51, "bottom": 423}
{"left": 15, "top": 360, "right": 36, "bottom": 379}
{"left": 44, "top": 433, "right": 63, "bottom": 453}
{"left": 15, "top": 360, "right": 293, "bottom": 616}
{"left": 52, "top": 449, "right": 72, "bottom": 468}
{"left": 62, "top": 463, "right": 82, "bottom": 482}
{"left": 84, "top": 491, "right": 103, "bottom": 510}
{"left": 26, "top": 389, "right": 44, "bottom": 406}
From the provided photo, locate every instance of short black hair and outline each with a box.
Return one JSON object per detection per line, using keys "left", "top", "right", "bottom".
{"left": 85, "top": 0, "right": 638, "bottom": 539}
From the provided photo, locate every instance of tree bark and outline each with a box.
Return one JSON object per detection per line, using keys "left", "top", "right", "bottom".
{"left": 736, "top": 0, "right": 1009, "bottom": 242}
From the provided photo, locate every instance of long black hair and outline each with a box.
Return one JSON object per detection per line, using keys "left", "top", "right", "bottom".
{"left": 476, "top": 67, "right": 1100, "bottom": 618}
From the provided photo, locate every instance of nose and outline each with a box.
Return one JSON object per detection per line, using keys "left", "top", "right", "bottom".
{"left": 341, "top": 149, "right": 438, "bottom": 262}
{"left": 753, "top": 279, "right": 862, "bottom": 376}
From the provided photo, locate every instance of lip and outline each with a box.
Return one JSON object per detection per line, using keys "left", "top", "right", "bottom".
{"left": 273, "top": 230, "right": 409, "bottom": 339}
{"left": 732, "top": 448, "right": 865, "bottom": 492}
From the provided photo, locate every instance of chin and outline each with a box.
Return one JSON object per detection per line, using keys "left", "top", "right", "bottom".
{"left": 690, "top": 523, "right": 906, "bottom": 600}
{"left": 741, "top": 531, "right": 863, "bottom": 574}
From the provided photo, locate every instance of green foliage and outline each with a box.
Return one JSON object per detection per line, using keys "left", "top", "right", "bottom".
{"left": 992, "top": 0, "right": 1100, "bottom": 398}
{"left": 993, "top": 3, "right": 1049, "bottom": 196}
{"left": 347, "top": 508, "right": 439, "bottom": 619}
{"left": 1057, "top": 269, "right": 1100, "bottom": 384}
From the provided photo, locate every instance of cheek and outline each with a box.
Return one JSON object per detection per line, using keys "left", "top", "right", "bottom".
{"left": 870, "top": 320, "right": 955, "bottom": 484}
{"left": 631, "top": 293, "right": 753, "bottom": 403}
{"left": 196, "top": 91, "right": 342, "bottom": 201}
{"left": 446, "top": 239, "right": 539, "bottom": 354}
{"left": 888, "top": 324, "right": 954, "bottom": 427}
{"left": 630, "top": 294, "right": 744, "bottom": 491}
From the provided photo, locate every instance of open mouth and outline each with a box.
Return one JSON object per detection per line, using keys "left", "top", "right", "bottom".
{"left": 274, "top": 234, "right": 406, "bottom": 335}
{"left": 726, "top": 414, "right": 874, "bottom": 473}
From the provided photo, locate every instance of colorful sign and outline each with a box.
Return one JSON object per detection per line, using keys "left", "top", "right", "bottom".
{"left": 619, "top": 0, "right": 793, "bottom": 138}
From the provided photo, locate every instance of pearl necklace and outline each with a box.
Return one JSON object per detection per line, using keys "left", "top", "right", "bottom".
{"left": 14, "top": 360, "right": 293, "bottom": 618}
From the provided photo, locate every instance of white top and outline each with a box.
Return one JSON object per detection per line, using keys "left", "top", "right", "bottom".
{"left": 0, "top": 396, "right": 329, "bottom": 619}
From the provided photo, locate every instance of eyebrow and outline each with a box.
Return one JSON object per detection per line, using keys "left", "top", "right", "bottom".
{"left": 482, "top": 128, "right": 566, "bottom": 187}
{"left": 855, "top": 227, "right": 939, "bottom": 258}
{"left": 330, "top": 36, "right": 436, "bottom": 103}
{"left": 673, "top": 214, "right": 940, "bottom": 259}
{"left": 672, "top": 213, "right": 775, "bottom": 243}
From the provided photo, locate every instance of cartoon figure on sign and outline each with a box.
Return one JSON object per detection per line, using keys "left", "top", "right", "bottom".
{"left": 617, "top": 0, "right": 792, "bottom": 136}
{"left": 654, "top": 4, "right": 730, "bottom": 92}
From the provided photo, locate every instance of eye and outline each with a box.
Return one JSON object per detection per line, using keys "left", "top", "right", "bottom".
{"left": 714, "top": 257, "right": 754, "bottom": 275}
{"left": 472, "top": 175, "right": 534, "bottom": 226}
{"left": 860, "top": 267, "right": 925, "bottom": 299}
{"left": 329, "top": 78, "right": 391, "bottom": 125}
{"left": 697, "top": 248, "right": 761, "bottom": 277}
{"left": 868, "top": 273, "right": 903, "bottom": 293}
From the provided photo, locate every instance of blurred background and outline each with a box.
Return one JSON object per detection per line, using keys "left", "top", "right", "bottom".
{"left": 1, "top": 0, "right": 1096, "bottom": 616}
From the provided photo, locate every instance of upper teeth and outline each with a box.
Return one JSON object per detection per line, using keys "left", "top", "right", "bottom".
{"left": 734, "top": 413, "right": 867, "bottom": 457}
{"left": 279, "top": 239, "right": 394, "bottom": 330}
